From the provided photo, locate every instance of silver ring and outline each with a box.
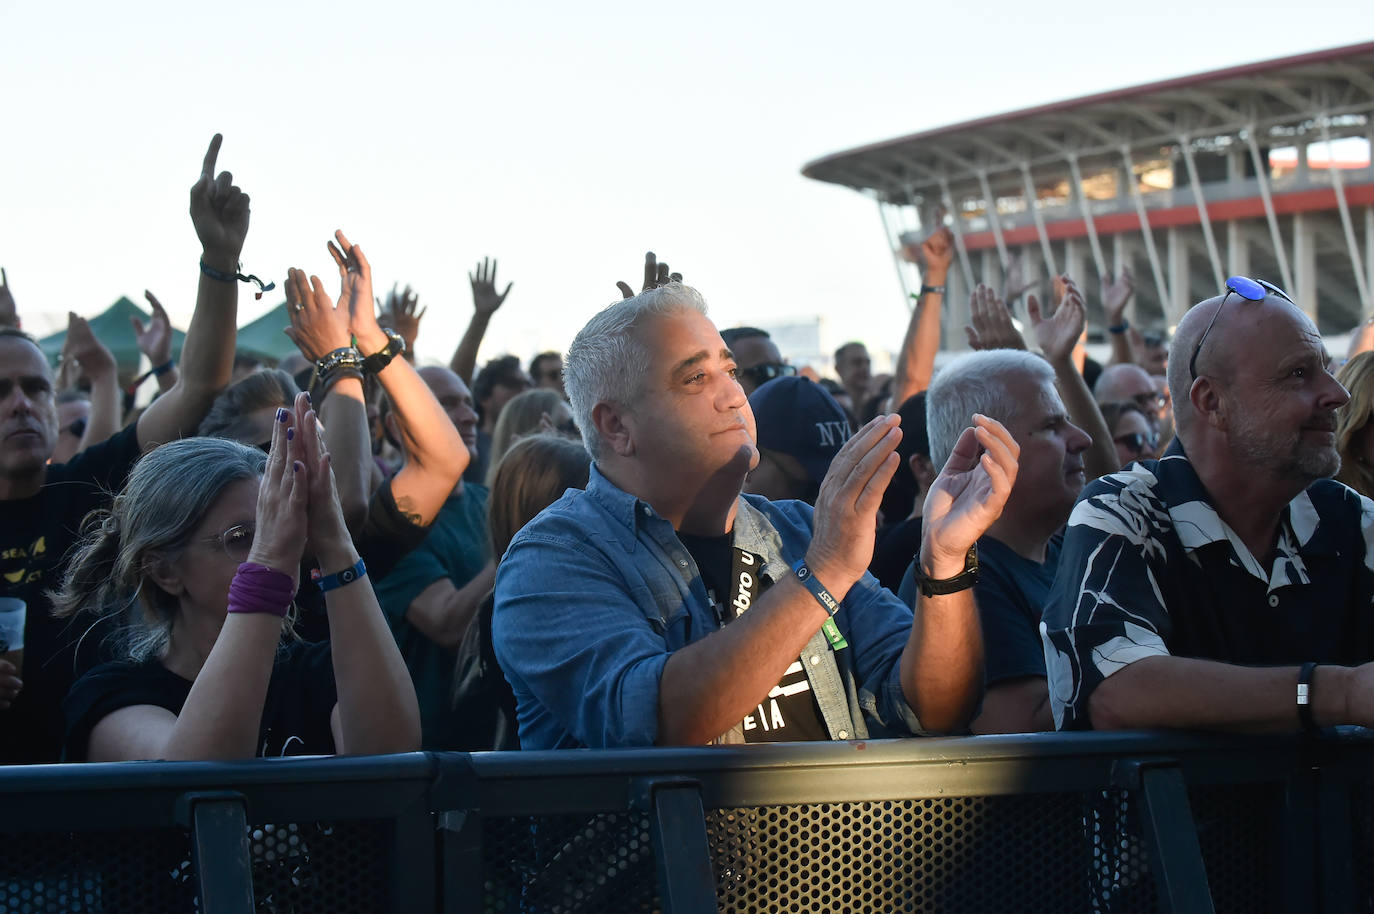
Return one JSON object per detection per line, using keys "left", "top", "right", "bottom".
{"left": 293, "top": 302, "right": 305, "bottom": 312}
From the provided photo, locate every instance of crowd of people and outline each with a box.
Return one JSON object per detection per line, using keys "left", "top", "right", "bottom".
{"left": 4, "top": 131, "right": 1374, "bottom": 767}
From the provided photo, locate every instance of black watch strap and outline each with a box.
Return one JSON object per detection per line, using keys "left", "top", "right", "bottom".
{"left": 361, "top": 328, "right": 406, "bottom": 375}
{"left": 915, "top": 544, "right": 979, "bottom": 597}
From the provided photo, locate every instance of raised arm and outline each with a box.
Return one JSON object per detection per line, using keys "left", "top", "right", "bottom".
{"left": 136, "top": 134, "right": 247, "bottom": 451}
{"left": 293, "top": 391, "right": 420, "bottom": 755}
{"left": 902, "top": 416, "right": 1019, "bottom": 731}
{"left": 1029, "top": 277, "right": 1118, "bottom": 479}
{"left": 283, "top": 265, "right": 370, "bottom": 531}
{"left": 1102, "top": 268, "right": 1137, "bottom": 366}
{"left": 0, "top": 267, "right": 19, "bottom": 329}
{"left": 132, "top": 291, "right": 180, "bottom": 393}
{"left": 337, "top": 231, "right": 468, "bottom": 525}
{"left": 450, "top": 257, "right": 511, "bottom": 385}
{"left": 378, "top": 284, "right": 424, "bottom": 363}
{"left": 890, "top": 222, "right": 953, "bottom": 408}
{"left": 58, "top": 313, "right": 121, "bottom": 452}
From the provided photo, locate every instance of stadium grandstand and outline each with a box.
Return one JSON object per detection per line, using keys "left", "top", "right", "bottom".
{"left": 803, "top": 41, "right": 1374, "bottom": 346}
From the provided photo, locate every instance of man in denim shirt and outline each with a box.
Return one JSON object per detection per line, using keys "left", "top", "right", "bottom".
{"left": 493, "top": 284, "right": 1019, "bottom": 749}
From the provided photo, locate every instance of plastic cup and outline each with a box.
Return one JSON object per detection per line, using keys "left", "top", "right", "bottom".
{"left": 0, "top": 597, "right": 25, "bottom": 674}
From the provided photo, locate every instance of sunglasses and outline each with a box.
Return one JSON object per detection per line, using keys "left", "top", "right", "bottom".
{"left": 741, "top": 362, "right": 797, "bottom": 386}
{"left": 62, "top": 417, "right": 88, "bottom": 439}
{"left": 1114, "top": 432, "right": 1158, "bottom": 456}
{"left": 1189, "top": 276, "right": 1294, "bottom": 381}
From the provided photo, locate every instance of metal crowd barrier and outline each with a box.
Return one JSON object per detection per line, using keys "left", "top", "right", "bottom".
{"left": 3, "top": 730, "right": 1373, "bottom": 913}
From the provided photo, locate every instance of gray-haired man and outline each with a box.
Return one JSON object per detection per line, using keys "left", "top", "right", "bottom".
{"left": 493, "top": 283, "right": 1018, "bottom": 749}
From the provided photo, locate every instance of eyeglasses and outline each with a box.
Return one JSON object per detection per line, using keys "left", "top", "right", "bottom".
{"left": 1132, "top": 390, "right": 1166, "bottom": 412}
{"left": 1189, "top": 276, "right": 1294, "bottom": 381}
{"left": 1114, "top": 432, "right": 1158, "bottom": 456}
{"left": 201, "top": 523, "right": 255, "bottom": 562}
{"left": 740, "top": 362, "right": 797, "bottom": 387}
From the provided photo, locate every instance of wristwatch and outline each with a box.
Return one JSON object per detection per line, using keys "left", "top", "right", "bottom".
{"left": 361, "top": 328, "right": 406, "bottom": 375}
{"left": 914, "top": 545, "right": 979, "bottom": 597}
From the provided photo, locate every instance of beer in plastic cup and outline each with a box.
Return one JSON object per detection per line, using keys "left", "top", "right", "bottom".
{"left": 0, "top": 597, "right": 24, "bottom": 675}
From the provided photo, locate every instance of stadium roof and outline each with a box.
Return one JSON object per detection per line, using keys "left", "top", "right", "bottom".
{"left": 802, "top": 40, "right": 1374, "bottom": 201}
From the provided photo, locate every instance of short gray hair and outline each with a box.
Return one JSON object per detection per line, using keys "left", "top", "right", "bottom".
{"left": 564, "top": 282, "right": 709, "bottom": 459}
{"left": 926, "top": 350, "right": 1053, "bottom": 470}
{"left": 51, "top": 437, "right": 268, "bottom": 661}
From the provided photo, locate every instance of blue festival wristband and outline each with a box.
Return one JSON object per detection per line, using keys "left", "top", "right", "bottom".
{"left": 312, "top": 557, "right": 367, "bottom": 593}
{"left": 793, "top": 560, "right": 840, "bottom": 617}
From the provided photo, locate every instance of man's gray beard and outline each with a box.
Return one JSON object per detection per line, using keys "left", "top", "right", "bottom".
{"left": 1228, "top": 408, "right": 1339, "bottom": 483}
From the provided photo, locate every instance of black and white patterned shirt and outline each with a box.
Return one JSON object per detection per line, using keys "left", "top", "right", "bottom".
{"left": 1042, "top": 441, "right": 1374, "bottom": 730}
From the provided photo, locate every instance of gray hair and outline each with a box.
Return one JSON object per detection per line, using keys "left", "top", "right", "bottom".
{"left": 50, "top": 437, "right": 268, "bottom": 661}
{"left": 564, "top": 282, "right": 709, "bottom": 459}
{"left": 926, "top": 350, "right": 1053, "bottom": 470}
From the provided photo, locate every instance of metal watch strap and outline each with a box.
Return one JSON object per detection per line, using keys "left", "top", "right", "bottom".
{"left": 1297, "top": 661, "right": 1318, "bottom": 733}
{"left": 915, "top": 544, "right": 979, "bottom": 597}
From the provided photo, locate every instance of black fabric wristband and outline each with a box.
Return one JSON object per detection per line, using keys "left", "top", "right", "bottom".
{"left": 1297, "top": 662, "right": 1319, "bottom": 733}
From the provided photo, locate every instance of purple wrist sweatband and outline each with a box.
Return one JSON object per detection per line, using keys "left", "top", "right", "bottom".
{"left": 227, "top": 562, "right": 294, "bottom": 618}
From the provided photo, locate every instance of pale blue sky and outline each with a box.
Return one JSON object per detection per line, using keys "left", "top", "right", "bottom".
{"left": 2, "top": 1, "right": 1369, "bottom": 370}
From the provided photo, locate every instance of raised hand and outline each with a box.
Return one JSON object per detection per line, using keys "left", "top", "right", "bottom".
{"left": 326, "top": 230, "right": 385, "bottom": 353}
{"left": 469, "top": 257, "right": 512, "bottom": 316}
{"left": 617, "top": 251, "right": 682, "bottom": 299}
{"left": 918, "top": 220, "right": 954, "bottom": 280}
{"left": 964, "top": 283, "right": 1026, "bottom": 351}
{"left": 0, "top": 268, "right": 18, "bottom": 328}
{"left": 244, "top": 402, "right": 309, "bottom": 584}
{"left": 804, "top": 414, "right": 903, "bottom": 594}
{"left": 188, "top": 134, "right": 250, "bottom": 267}
{"left": 1101, "top": 266, "right": 1135, "bottom": 328}
{"left": 132, "top": 291, "right": 174, "bottom": 366}
{"left": 378, "top": 283, "right": 425, "bottom": 354}
{"left": 283, "top": 268, "right": 352, "bottom": 362}
{"left": 290, "top": 391, "right": 353, "bottom": 561}
{"left": 1028, "top": 276, "right": 1086, "bottom": 365}
{"left": 57, "top": 312, "right": 116, "bottom": 388}
{"left": 1001, "top": 251, "right": 1038, "bottom": 303}
{"left": 921, "top": 415, "right": 1019, "bottom": 578}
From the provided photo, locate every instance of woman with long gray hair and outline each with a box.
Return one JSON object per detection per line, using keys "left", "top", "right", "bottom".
{"left": 53, "top": 393, "right": 419, "bottom": 761}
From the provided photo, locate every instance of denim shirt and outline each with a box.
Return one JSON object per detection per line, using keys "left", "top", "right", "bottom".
{"left": 492, "top": 464, "right": 926, "bottom": 749}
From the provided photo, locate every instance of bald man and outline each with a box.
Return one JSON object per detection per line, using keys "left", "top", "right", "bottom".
{"left": 1042, "top": 278, "right": 1374, "bottom": 734}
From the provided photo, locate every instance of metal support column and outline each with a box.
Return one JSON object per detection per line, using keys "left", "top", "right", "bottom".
{"left": 1113, "top": 760, "right": 1216, "bottom": 914}
{"left": 939, "top": 177, "right": 977, "bottom": 295}
{"left": 1320, "top": 116, "right": 1373, "bottom": 310}
{"left": 877, "top": 200, "right": 917, "bottom": 306}
{"left": 1020, "top": 163, "right": 1057, "bottom": 275}
{"left": 1178, "top": 134, "right": 1226, "bottom": 289}
{"left": 1227, "top": 221, "right": 1250, "bottom": 278}
{"left": 1293, "top": 212, "right": 1318, "bottom": 320}
{"left": 1245, "top": 128, "right": 1294, "bottom": 291}
{"left": 1121, "top": 145, "right": 1173, "bottom": 320}
{"left": 176, "top": 791, "right": 255, "bottom": 914}
{"left": 1067, "top": 153, "right": 1108, "bottom": 281}
{"left": 976, "top": 169, "right": 1011, "bottom": 268}
{"left": 634, "top": 777, "right": 718, "bottom": 914}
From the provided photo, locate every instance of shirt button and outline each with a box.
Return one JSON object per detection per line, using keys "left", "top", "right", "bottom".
{"left": 810, "top": 655, "right": 821, "bottom": 666}
{"left": 1268, "top": 594, "right": 1279, "bottom": 607}
{"left": 678, "top": 559, "right": 688, "bottom": 568}
{"left": 837, "top": 730, "right": 849, "bottom": 740}
{"left": 642, "top": 506, "right": 652, "bottom": 516}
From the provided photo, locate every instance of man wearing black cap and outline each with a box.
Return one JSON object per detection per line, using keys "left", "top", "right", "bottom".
{"left": 744, "top": 376, "right": 850, "bottom": 504}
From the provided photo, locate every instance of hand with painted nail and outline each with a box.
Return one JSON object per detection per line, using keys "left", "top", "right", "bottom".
{"left": 244, "top": 401, "right": 309, "bottom": 583}
{"left": 288, "top": 391, "right": 356, "bottom": 570}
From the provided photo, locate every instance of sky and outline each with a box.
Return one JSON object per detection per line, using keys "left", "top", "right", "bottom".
{"left": 2, "top": 1, "right": 1371, "bottom": 375}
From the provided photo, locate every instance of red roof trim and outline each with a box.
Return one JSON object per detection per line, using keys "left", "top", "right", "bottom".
{"left": 803, "top": 40, "right": 1374, "bottom": 180}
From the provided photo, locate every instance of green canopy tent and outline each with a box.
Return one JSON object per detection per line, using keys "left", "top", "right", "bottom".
{"left": 38, "top": 297, "right": 187, "bottom": 382}
{"left": 234, "top": 301, "right": 298, "bottom": 364}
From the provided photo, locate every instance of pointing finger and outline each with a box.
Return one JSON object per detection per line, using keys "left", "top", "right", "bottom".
{"left": 201, "top": 134, "right": 222, "bottom": 180}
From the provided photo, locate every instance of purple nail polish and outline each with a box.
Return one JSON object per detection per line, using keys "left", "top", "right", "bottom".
{"left": 276, "top": 407, "right": 288, "bottom": 422}
{"left": 304, "top": 391, "right": 312, "bottom": 405}
{"left": 293, "top": 460, "right": 302, "bottom": 472}
{"left": 287, "top": 427, "right": 294, "bottom": 441}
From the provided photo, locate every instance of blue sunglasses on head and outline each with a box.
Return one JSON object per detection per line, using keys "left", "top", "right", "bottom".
{"left": 1188, "top": 276, "right": 1295, "bottom": 381}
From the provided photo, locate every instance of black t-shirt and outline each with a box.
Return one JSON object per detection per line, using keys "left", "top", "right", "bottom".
{"left": 292, "top": 477, "right": 436, "bottom": 643}
{"left": 0, "top": 425, "right": 143, "bottom": 763}
{"left": 974, "top": 533, "right": 1063, "bottom": 686}
{"left": 677, "top": 531, "right": 828, "bottom": 743}
{"left": 62, "top": 639, "right": 338, "bottom": 761}
{"left": 871, "top": 516, "right": 924, "bottom": 596}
